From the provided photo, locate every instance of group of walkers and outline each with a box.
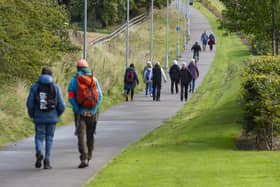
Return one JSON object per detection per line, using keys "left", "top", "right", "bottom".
{"left": 27, "top": 59, "right": 103, "bottom": 169}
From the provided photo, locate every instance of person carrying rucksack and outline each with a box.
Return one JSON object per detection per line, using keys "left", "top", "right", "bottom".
{"left": 26, "top": 67, "right": 66, "bottom": 169}
{"left": 143, "top": 61, "right": 153, "bottom": 96}
{"left": 68, "top": 59, "right": 103, "bottom": 168}
{"left": 169, "top": 60, "right": 180, "bottom": 94}
{"left": 201, "top": 31, "right": 208, "bottom": 51}
{"left": 124, "top": 63, "right": 139, "bottom": 101}
{"left": 208, "top": 33, "right": 215, "bottom": 51}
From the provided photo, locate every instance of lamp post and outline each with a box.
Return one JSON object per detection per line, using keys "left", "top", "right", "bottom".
{"left": 150, "top": 0, "right": 154, "bottom": 62}
{"left": 176, "top": 0, "right": 180, "bottom": 59}
{"left": 83, "top": 0, "right": 87, "bottom": 59}
{"left": 126, "top": 0, "right": 129, "bottom": 68}
{"left": 165, "top": 0, "right": 169, "bottom": 69}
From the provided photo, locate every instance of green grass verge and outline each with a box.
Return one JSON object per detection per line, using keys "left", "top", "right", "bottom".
{"left": 84, "top": 3, "right": 280, "bottom": 187}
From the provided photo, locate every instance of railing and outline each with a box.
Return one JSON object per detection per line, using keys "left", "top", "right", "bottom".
{"left": 88, "top": 14, "right": 146, "bottom": 47}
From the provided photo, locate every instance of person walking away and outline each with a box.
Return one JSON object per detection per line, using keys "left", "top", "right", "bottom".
{"left": 143, "top": 62, "right": 153, "bottom": 96}
{"left": 208, "top": 33, "right": 215, "bottom": 51}
{"left": 152, "top": 62, "right": 167, "bottom": 101}
{"left": 201, "top": 31, "right": 208, "bottom": 51}
{"left": 187, "top": 59, "right": 199, "bottom": 93}
{"left": 169, "top": 60, "right": 180, "bottom": 94}
{"left": 179, "top": 63, "right": 193, "bottom": 101}
{"left": 143, "top": 60, "right": 152, "bottom": 81}
{"left": 191, "top": 41, "right": 202, "bottom": 61}
{"left": 26, "top": 67, "right": 66, "bottom": 169}
{"left": 68, "top": 59, "right": 103, "bottom": 168}
{"left": 124, "top": 63, "right": 139, "bottom": 101}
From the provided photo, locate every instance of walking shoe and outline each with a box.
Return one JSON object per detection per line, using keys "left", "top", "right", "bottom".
{"left": 78, "top": 160, "right": 88, "bottom": 168}
{"left": 35, "top": 153, "right": 43, "bottom": 168}
{"left": 43, "top": 159, "right": 52, "bottom": 169}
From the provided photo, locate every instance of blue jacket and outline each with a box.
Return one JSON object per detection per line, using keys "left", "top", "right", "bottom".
{"left": 26, "top": 74, "right": 66, "bottom": 124}
{"left": 68, "top": 69, "right": 103, "bottom": 115}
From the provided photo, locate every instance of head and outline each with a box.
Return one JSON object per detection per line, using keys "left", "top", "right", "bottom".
{"left": 182, "top": 62, "right": 187, "bottom": 69}
{"left": 130, "top": 63, "right": 134, "bottom": 68}
{"left": 147, "top": 61, "right": 152, "bottom": 67}
{"left": 190, "top": 58, "right": 195, "bottom": 64}
{"left": 173, "top": 60, "right": 178, "bottom": 65}
{"left": 195, "top": 41, "right": 199, "bottom": 45}
{"left": 77, "top": 59, "right": 88, "bottom": 70}
{"left": 41, "top": 67, "right": 52, "bottom": 76}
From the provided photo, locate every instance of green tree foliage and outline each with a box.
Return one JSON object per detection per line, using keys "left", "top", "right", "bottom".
{"left": 0, "top": 0, "right": 77, "bottom": 82}
{"left": 219, "top": 0, "right": 280, "bottom": 55}
{"left": 242, "top": 57, "right": 280, "bottom": 149}
{"left": 65, "top": 0, "right": 167, "bottom": 29}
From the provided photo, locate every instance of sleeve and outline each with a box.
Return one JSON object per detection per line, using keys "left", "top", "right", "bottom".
{"left": 94, "top": 77, "right": 103, "bottom": 110}
{"left": 26, "top": 84, "right": 37, "bottom": 118}
{"left": 56, "top": 85, "right": 66, "bottom": 117}
{"left": 68, "top": 77, "right": 79, "bottom": 113}
{"left": 134, "top": 71, "right": 139, "bottom": 85}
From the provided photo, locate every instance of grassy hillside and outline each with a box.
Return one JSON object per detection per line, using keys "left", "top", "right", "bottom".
{"left": 85, "top": 3, "right": 280, "bottom": 187}
{"left": 0, "top": 7, "right": 185, "bottom": 147}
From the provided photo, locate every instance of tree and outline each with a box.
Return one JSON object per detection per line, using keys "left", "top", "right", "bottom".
{"left": 220, "top": 0, "right": 280, "bottom": 55}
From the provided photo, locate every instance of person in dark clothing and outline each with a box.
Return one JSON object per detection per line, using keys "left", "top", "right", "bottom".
{"left": 179, "top": 63, "right": 193, "bottom": 101}
{"left": 26, "top": 67, "right": 66, "bottom": 169}
{"left": 191, "top": 41, "right": 202, "bottom": 61}
{"left": 188, "top": 59, "right": 199, "bottom": 93}
{"left": 124, "top": 63, "right": 139, "bottom": 101}
{"left": 201, "top": 31, "right": 208, "bottom": 51}
{"left": 169, "top": 60, "right": 180, "bottom": 94}
{"left": 208, "top": 33, "right": 215, "bottom": 51}
{"left": 152, "top": 62, "right": 166, "bottom": 101}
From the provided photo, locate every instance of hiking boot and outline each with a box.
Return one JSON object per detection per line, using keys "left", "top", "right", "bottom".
{"left": 35, "top": 153, "right": 43, "bottom": 168}
{"left": 125, "top": 96, "right": 128, "bottom": 101}
{"left": 78, "top": 160, "right": 88, "bottom": 168}
{"left": 43, "top": 159, "right": 52, "bottom": 169}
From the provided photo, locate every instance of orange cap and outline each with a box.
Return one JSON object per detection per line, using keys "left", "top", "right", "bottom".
{"left": 77, "top": 59, "right": 88, "bottom": 67}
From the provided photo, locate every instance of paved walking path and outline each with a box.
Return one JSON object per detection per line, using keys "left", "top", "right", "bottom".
{"left": 0, "top": 6, "right": 215, "bottom": 187}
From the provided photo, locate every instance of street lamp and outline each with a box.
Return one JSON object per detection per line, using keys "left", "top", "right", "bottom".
{"left": 176, "top": 0, "right": 180, "bottom": 60}
{"left": 165, "top": 0, "right": 169, "bottom": 69}
{"left": 150, "top": 0, "right": 154, "bottom": 62}
{"left": 83, "top": 0, "right": 87, "bottom": 59}
{"left": 126, "top": 0, "right": 129, "bottom": 68}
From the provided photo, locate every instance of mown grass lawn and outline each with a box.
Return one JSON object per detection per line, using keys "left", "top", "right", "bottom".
{"left": 85, "top": 3, "right": 280, "bottom": 187}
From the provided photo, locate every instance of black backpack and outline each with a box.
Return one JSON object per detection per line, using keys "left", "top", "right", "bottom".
{"left": 36, "top": 83, "right": 57, "bottom": 112}
{"left": 125, "top": 69, "right": 135, "bottom": 83}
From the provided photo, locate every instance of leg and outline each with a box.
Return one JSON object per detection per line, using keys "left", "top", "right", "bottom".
{"left": 131, "top": 89, "right": 134, "bottom": 101}
{"left": 86, "top": 114, "right": 97, "bottom": 163}
{"left": 192, "top": 79, "right": 195, "bottom": 93}
{"left": 152, "top": 84, "right": 156, "bottom": 101}
{"left": 185, "top": 83, "right": 189, "bottom": 100}
{"left": 145, "top": 83, "right": 148, "bottom": 95}
{"left": 156, "top": 84, "right": 161, "bottom": 101}
{"left": 171, "top": 79, "right": 174, "bottom": 94}
{"left": 180, "top": 83, "right": 184, "bottom": 101}
{"left": 35, "top": 124, "right": 45, "bottom": 168}
{"left": 77, "top": 115, "right": 89, "bottom": 168}
{"left": 44, "top": 124, "right": 56, "bottom": 169}
{"left": 175, "top": 80, "right": 179, "bottom": 94}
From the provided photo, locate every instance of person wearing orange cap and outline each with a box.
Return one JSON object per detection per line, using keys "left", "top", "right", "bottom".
{"left": 68, "top": 59, "right": 103, "bottom": 168}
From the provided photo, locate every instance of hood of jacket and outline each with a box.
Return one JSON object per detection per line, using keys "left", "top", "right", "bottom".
{"left": 38, "top": 74, "right": 53, "bottom": 84}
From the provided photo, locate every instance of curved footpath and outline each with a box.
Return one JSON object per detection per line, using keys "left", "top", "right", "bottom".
{"left": 0, "top": 6, "right": 215, "bottom": 187}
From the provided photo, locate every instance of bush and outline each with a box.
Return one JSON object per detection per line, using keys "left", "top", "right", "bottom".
{"left": 241, "top": 56, "right": 280, "bottom": 150}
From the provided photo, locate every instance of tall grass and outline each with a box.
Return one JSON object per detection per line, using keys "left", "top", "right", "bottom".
{"left": 0, "top": 7, "right": 185, "bottom": 147}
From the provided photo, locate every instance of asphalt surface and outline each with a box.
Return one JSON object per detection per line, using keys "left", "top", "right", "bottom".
{"left": 0, "top": 6, "right": 215, "bottom": 187}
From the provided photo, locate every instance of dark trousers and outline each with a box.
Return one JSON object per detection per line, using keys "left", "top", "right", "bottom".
{"left": 153, "top": 83, "right": 161, "bottom": 101}
{"left": 126, "top": 88, "right": 134, "bottom": 101}
{"left": 181, "top": 83, "right": 189, "bottom": 101}
{"left": 77, "top": 114, "right": 97, "bottom": 161}
{"left": 171, "top": 79, "right": 179, "bottom": 94}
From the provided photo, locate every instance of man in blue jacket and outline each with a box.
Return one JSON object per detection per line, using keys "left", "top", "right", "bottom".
{"left": 68, "top": 59, "right": 103, "bottom": 168}
{"left": 26, "top": 67, "right": 66, "bottom": 169}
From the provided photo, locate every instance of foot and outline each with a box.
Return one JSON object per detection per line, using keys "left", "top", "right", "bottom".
{"left": 43, "top": 159, "right": 52, "bottom": 169}
{"left": 35, "top": 153, "right": 43, "bottom": 168}
{"left": 78, "top": 160, "right": 89, "bottom": 168}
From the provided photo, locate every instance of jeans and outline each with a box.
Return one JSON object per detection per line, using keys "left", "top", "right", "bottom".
{"left": 145, "top": 82, "right": 152, "bottom": 95}
{"left": 77, "top": 114, "right": 97, "bottom": 161}
{"left": 171, "top": 79, "right": 179, "bottom": 94}
{"left": 35, "top": 123, "right": 56, "bottom": 161}
{"left": 181, "top": 82, "right": 189, "bottom": 101}
{"left": 189, "top": 79, "right": 195, "bottom": 93}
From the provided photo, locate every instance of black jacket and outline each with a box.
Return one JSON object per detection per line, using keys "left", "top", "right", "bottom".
{"left": 169, "top": 64, "right": 180, "bottom": 81}
{"left": 179, "top": 68, "right": 193, "bottom": 85}
{"left": 152, "top": 64, "right": 162, "bottom": 85}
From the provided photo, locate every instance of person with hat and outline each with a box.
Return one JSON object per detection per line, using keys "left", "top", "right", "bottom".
{"left": 169, "top": 60, "right": 180, "bottom": 94}
{"left": 26, "top": 67, "right": 66, "bottom": 169}
{"left": 68, "top": 59, "right": 103, "bottom": 168}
